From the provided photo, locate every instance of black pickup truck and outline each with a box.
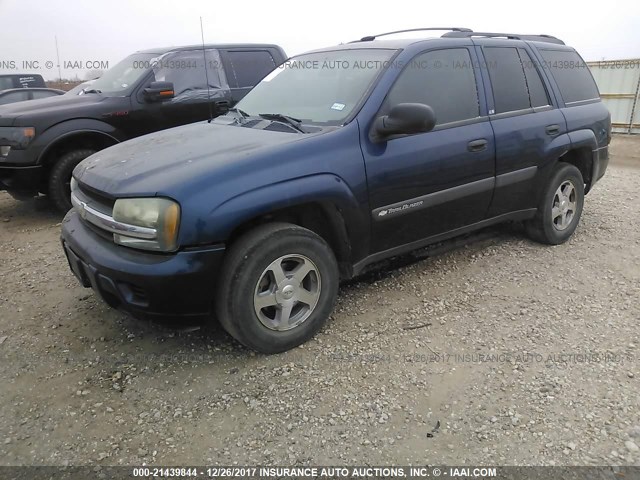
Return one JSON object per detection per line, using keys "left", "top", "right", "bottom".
{"left": 0, "top": 44, "right": 286, "bottom": 211}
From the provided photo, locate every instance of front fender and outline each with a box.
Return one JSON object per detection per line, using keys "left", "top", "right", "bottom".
{"left": 184, "top": 173, "right": 369, "bottom": 262}
{"left": 34, "top": 119, "right": 126, "bottom": 164}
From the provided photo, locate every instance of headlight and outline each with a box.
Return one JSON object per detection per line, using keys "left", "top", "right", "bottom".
{"left": 112, "top": 197, "right": 180, "bottom": 252}
{"left": 0, "top": 127, "right": 36, "bottom": 149}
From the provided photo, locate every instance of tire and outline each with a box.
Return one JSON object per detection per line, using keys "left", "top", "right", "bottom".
{"left": 48, "top": 149, "right": 96, "bottom": 212}
{"left": 215, "top": 223, "right": 339, "bottom": 354}
{"left": 526, "top": 163, "right": 584, "bottom": 245}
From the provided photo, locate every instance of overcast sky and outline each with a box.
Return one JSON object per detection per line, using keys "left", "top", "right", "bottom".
{"left": 1, "top": 0, "right": 639, "bottom": 81}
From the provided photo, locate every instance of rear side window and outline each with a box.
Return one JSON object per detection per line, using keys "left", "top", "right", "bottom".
{"left": 31, "top": 90, "right": 60, "bottom": 100}
{"left": 483, "top": 47, "right": 530, "bottom": 113}
{"left": 0, "top": 91, "right": 29, "bottom": 105}
{"left": 538, "top": 50, "right": 599, "bottom": 104}
{"left": 226, "top": 51, "right": 277, "bottom": 88}
{"left": 0, "top": 77, "right": 14, "bottom": 89}
{"left": 383, "top": 48, "right": 479, "bottom": 125}
{"left": 518, "top": 49, "right": 550, "bottom": 107}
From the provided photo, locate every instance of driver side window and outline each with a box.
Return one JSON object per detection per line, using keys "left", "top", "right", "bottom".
{"left": 152, "top": 49, "right": 227, "bottom": 98}
{"left": 383, "top": 48, "right": 480, "bottom": 126}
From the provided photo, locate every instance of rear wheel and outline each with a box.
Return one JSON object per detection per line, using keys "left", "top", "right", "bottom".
{"left": 526, "top": 163, "right": 584, "bottom": 245}
{"left": 48, "top": 149, "right": 96, "bottom": 212}
{"left": 215, "top": 223, "right": 339, "bottom": 354}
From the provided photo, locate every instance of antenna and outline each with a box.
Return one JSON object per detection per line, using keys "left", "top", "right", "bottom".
{"left": 55, "top": 35, "right": 62, "bottom": 81}
{"left": 200, "top": 17, "right": 214, "bottom": 123}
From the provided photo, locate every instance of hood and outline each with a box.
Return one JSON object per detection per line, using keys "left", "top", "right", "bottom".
{"left": 73, "top": 121, "right": 308, "bottom": 197}
{"left": 0, "top": 93, "right": 113, "bottom": 125}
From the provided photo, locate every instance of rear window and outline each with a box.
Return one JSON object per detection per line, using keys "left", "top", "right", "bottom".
{"left": 226, "top": 51, "right": 277, "bottom": 88}
{"left": 17, "top": 75, "right": 46, "bottom": 88}
{"left": 538, "top": 50, "right": 599, "bottom": 104}
{"left": 0, "top": 75, "right": 46, "bottom": 89}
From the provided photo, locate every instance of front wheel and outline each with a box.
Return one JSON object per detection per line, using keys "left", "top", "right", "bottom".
{"left": 48, "top": 149, "right": 96, "bottom": 212}
{"left": 526, "top": 163, "right": 584, "bottom": 245}
{"left": 215, "top": 223, "right": 339, "bottom": 354}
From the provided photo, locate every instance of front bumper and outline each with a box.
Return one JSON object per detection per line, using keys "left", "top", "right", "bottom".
{"left": 61, "top": 210, "right": 226, "bottom": 324}
{"left": 0, "top": 165, "right": 43, "bottom": 194}
{"left": 0, "top": 148, "right": 40, "bottom": 191}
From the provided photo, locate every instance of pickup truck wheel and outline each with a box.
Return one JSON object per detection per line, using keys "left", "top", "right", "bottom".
{"left": 526, "top": 163, "right": 584, "bottom": 245}
{"left": 216, "top": 223, "right": 339, "bottom": 354}
{"left": 48, "top": 149, "right": 96, "bottom": 212}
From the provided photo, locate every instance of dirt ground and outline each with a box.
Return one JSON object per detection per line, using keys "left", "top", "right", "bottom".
{"left": 0, "top": 136, "right": 639, "bottom": 467}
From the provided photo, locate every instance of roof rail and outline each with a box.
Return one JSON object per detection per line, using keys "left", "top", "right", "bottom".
{"left": 354, "top": 27, "right": 472, "bottom": 42}
{"left": 441, "top": 31, "right": 565, "bottom": 45}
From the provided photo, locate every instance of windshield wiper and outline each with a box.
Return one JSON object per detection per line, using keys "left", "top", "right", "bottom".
{"left": 82, "top": 88, "right": 102, "bottom": 94}
{"left": 258, "top": 113, "right": 307, "bottom": 133}
{"left": 228, "top": 107, "right": 249, "bottom": 124}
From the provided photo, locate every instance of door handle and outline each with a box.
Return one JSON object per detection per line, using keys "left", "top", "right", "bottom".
{"left": 545, "top": 124, "right": 560, "bottom": 136}
{"left": 467, "top": 139, "right": 488, "bottom": 152}
{"left": 214, "top": 100, "right": 230, "bottom": 112}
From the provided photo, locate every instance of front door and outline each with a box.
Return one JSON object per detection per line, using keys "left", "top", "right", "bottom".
{"left": 361, "top": 47, "right": 496, "bottom": 253}
{"left": 129, "top": 49, "right": 233, "bottom": 136}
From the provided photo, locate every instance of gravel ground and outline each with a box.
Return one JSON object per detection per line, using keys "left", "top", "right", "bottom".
{"left": 0, "top": 136, "right": 639, "bottom": 467}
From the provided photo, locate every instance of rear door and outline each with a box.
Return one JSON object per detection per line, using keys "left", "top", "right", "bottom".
{"left": 362, "top": 46, "right": 496, "bottom": 253}
{"left": 220, "top": 49, "right": 279, "bottom": 104}
{"left": 477, "top": 40, "right": 568, "bottom": 217}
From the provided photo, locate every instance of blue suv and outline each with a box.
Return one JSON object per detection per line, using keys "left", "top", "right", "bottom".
{"left": 61, "top": 28, "right": 611, "bottom": 353}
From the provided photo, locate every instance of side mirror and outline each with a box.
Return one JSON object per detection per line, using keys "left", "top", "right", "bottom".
{"left": 372, "top": 103, "right": 436, "bottom": 141}
{"left": 143, "top": 81, "right": 175, "bottom": 102}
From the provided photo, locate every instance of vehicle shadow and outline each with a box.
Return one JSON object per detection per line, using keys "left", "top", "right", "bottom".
{"left": 111, "top": 222, "right": 527, "bottom": 366}
{"left": 0, "top": 193, "right": 63, "bottom": 225}
{"left": 342, "top": 222, "right": 522, "bottom": 289}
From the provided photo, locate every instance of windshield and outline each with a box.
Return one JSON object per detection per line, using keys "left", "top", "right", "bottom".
{"left": 89, "top": 52, "right": 158, "bottom": 95}
{"left": 235, "top": 49, "right": 397, "bottom": 125}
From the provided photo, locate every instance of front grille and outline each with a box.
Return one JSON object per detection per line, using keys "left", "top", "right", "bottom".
{"left": 78, "top": 182, "right": 115, "bottom": 210}
{"left": 72, "top": 183, "right": 115, "bottom": 238}
{"left": 75, "top": 183, "right": 114, "bottom": 215}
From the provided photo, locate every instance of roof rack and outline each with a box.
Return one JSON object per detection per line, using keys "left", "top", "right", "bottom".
{"left": 353, "top": 28, "right": 565, "bottom": 45}
{"left": 355, "top": 27, "right": 472, "bottom": 42}
{"left": 441, "top": 30, "right": 565, "bottom": 45}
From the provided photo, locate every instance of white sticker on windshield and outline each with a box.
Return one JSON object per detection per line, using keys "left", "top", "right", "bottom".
{"left": 331, "top": 102, "right": 345, "bottom": 111}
